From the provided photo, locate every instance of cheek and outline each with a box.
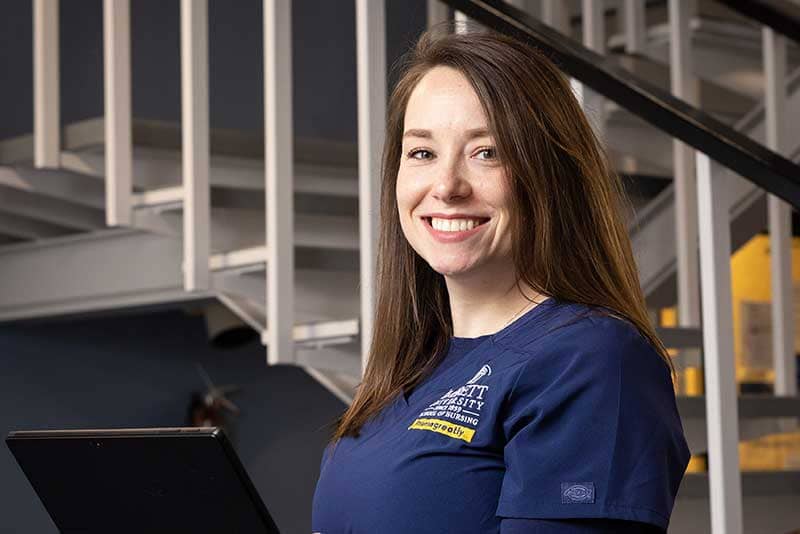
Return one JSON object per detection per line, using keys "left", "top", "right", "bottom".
{"left": 395, "top": 179, "right": 415, "bottom": 237}
{"left": 395, "top": 173, "right": 421, "bottom": 219}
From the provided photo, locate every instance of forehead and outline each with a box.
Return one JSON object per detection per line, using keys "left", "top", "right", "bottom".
{"left": 403, "top": 66, "right": 489, "bottom": 136}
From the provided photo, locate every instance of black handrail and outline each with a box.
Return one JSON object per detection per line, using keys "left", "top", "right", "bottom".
{"left": 714, "top": 0, "right": 800, "bottom": 43}
{"left": 440, "top": 0, "right": 800, "bottom": 210}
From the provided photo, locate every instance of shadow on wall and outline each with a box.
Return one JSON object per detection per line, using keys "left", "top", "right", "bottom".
{"left": 0, "top": 307, "right": 347, "bottom": 534}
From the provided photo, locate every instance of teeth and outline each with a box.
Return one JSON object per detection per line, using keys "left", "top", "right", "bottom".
{"left": 430, "top": 217, "right": 485, "bottom": 232}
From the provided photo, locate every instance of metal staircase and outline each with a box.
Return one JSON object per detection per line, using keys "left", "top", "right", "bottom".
{"left": 0, "top": 117, "right": 364, "bottom": 399}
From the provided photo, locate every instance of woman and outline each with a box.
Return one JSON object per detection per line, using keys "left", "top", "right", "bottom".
{"left": 312, "top": 23, "right": 690, "bottom": 534}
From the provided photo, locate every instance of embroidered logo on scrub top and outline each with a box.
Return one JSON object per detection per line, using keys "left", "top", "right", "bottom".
{"left": 407, "top": 364, "right": 491, "bottom": 443}
{"left": 561, "top": 482, "right": 595, "bottom": 504}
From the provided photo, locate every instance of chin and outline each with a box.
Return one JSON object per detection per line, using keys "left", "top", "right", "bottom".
{"left": 426, "top": 259, "right": 476, "bottom": 277}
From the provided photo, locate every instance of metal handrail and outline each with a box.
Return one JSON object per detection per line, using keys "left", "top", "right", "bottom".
{"left": 714, "top": 0, "right": 800, "bottom": 43}
{"left": 441, "top": 0, "right": 800, "bottom": 209}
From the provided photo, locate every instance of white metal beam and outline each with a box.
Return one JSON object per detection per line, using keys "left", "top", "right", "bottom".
{"left": 0, "top": 229, "right": 203, "bottom": 323}
{"left": 180, "top": 0, "right": 211, "bottom": 292}
{"left": 669, "top": 0, "right": 701, "bottom": 337}
{"left": 0, "top": 224, "right": 361, "bottom": 325}
{"left": 33, "top": 0, "right": 60, "bottom": 168}
{"left": 763, "top": 28, "right": 796, "bottom": 399}
{"left": 132, "top": 185, "right": 185, "bottom": 208}
{"left": 542, "top": 0, "right": 569, "bottom": 33}
{"left": 581, "top": 0, "right": 606, "bottom": 142}
{"left": 696, "top": 153, "right": 744, "bottom": 534}
{"left": 454, "top": 9, "right": 469, "bottom": 32}
{"left": 264, "top": 0, "right": 295, "bottom": 365}
{"left": 623, "top": 0, "right": 646, "bottom": 54}
{"left": 103, "top": 0, "right": 133, "bottom": 226}
{"left": 582, "top": 0, "right": 605, "bottom": 54}
{"left": 427, "top": 0, "right": 449, "bottom": 30}
{"left": 356, "top": 0, "right": 386, "bottom": 377}
{"left": 209, "top": 245, "right": 268, "bottom": 273}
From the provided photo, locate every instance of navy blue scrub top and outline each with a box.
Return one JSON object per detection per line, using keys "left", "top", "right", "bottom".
{"left": 312, "top": 298, "right": 691, "bottom": 533}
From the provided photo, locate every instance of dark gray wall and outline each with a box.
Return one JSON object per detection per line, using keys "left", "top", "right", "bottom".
{"left": 0, "top": 0, "right": 428, "bottom": 141}
{"left": 0, "top": 306, "right": 348, "bottom": 533}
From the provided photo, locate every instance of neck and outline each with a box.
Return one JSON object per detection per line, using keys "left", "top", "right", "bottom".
{"left": 445, "top": 269, "right": 545, "bottom": 338}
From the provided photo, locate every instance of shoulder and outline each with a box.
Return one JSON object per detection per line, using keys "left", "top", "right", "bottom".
{"left": 500, "top": 303, "right": 668, "bottom": 397}
{"left": 504, "top": 300, "right": 656, "bottom": 365}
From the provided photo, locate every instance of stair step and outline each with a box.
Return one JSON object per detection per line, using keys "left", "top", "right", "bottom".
{"left": 657, "top": 326, "right": 704, "bottom": 348}
{"left": 0, "top": 212, "right": 79, "bottom": 240}
{"left": 678, "top": 395, "right": 800, "bottom": 418}
{"left": 303, "top": 366, "right": 360, "bottom": 405}
{"left": 0, "top": 166, "right": 105, "bottom": 210}
{"left": 262, "top": 318, "right": 360, "bottom": 348}
{"left": 132, "top": 185, "right": 184, "bottom": 209}
{"left": 671, "top": 470, "right": 800, "bottom": 533}
{"left": 208, "top": 246, "right": 268, "bottom": 273}
{"left": 679, "top": 470, "right": 800, "bottom": 499}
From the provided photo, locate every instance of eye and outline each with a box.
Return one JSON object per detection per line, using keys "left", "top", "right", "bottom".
{"left": 475, "top": 147, "right": 497, "bottom": 160}
{"left": 406, "top": 148, "right": 433, "bottom": 160}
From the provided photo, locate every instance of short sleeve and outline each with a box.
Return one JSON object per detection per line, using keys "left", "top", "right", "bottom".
{"left": 496, "top": 316, "right": 690, "bottom": 531}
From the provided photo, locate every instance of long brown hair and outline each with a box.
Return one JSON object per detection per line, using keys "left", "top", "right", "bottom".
{"left": 329, "top": 22, "right": 673, "bottom": 444}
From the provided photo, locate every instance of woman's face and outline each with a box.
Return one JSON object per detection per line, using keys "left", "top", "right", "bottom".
{"left": 396, "top": 65, "right": 514, "bottom": 280}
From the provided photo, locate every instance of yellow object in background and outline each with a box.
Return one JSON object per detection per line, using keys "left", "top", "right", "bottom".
{"left": 659, "top": 234, "right": 800, "bottom": 393}
{"left": 739, "top": 431, "right": 800, "bottom": 471}
{"left": 730, "top": 234, "right": 800, "bottom": 385}
{"left": 683, "top": 367, "right": 704, "bottom": 396}
{"left": 686, "top": 454, "right": 707, "bottom": 473}
{"left": 657, "top": 235, "right": 800, "bottom": 474}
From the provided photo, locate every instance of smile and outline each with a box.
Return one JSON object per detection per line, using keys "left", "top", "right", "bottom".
{"left": 421, "top": 216, "right": 490, "bottom": 243}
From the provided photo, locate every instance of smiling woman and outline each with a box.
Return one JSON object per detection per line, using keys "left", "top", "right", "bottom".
{"left": 312, "top": 21, "right": 689, "bottom": 534}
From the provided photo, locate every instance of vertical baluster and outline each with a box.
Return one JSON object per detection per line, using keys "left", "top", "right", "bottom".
{"left": 623, "top": 0, "right": 645, "bottom": 54}
{"left": 427, "top": 0, "right": 449, "bottom": 30}
{"left": 180, "top": 0, "right": 210, "bottom": 292}
{"left": 669, "top": 0, "right": 701, "bottom": 340}
{"left": 264, "top": 0, "right": 294, "bottom": 365}
{"left": 542, "top": 1, "right": 579, "bottom": 108}
{"left": 542, "top": 0, "right": 569, "bottom": 33}
{"left": 696, "top": 152, "right": 744, "bottom": 534}
{"left": 355, "top": 0, "right": 386, "bottom": 375}
{"left": 581, "top": 0, "right": 605, "bottom": 141}
{"left": 33, "top": 0, "right": 59, "bottom": 168}
{"left": 763, "top": 28, "right": 796, "bottom": 402}
{"left": 103, "top": 0, "right": 132, "bottom": 227}
{"left": 454, "top": 9, "right": 469, "bottom": 32}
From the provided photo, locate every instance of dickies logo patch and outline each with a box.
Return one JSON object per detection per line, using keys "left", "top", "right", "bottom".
{"left": 408, "top": 364, "right": 491, "bottom": 443}
{"left": 561, "top": 482, "right": 595, "bottom": 504}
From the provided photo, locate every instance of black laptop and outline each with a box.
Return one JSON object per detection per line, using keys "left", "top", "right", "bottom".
{"left": 5, "top": 427, "right": 281, "bottom": 533}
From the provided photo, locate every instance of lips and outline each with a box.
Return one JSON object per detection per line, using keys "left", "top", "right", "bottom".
{"left": 421, "top": 215, "right": 490, "bottom": 243}
{"left": 421, "top": 214, "right": 491, "bottom": 222}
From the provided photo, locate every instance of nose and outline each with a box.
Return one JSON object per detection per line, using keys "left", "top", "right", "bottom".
{"left": 432, "top": 157, "right": 471, "bottom": 202}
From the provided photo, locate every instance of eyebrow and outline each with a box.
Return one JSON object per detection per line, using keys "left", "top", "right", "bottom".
{"left": 402, "top": 127, "right": 492, "bottom": 140}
